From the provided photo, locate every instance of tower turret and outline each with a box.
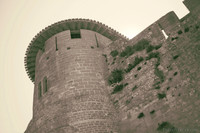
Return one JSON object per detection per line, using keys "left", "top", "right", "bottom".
{"left": 24, "top": 19, "right": 128, "bottom": 133}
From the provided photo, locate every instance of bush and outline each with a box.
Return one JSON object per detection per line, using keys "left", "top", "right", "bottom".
{"left": 102, "top": 54, "right": 108, "bottom": 62}
{"left": 157, "top": 93, "right": 166, "bottom": 99}
{"left": 154, "top": 86, "right": 161, "bottom": 90}
{"left": 137, "top": 66, "right": 142, "bottom": 71}
{"left": 125, "top": 56, "right": 144, "bottom": 73}
{"left": 133, "top": 39, "right": 149, "bottom": 52}
{"left": 173, "top": 55, "right": 179, "bottom": 60}
{"left": 108, "top": 69, "right": 124, "bottom": 85}
{"left": 154, "top": 43, "right": 162, "bottom": 50}
{"left": 173, "top": 72, "right": 178, "bottom": 76}
{"left": 112, "top": 84, "right": 124, "bottom": 94}
{"left": 146, "top": 52, "right": 160, "bottom": 60}
{"left": 184, "top": 27, "right": 189, "bottom": 32}
{"left": 137, "top": 112, "right": 144, "bottom": 119}
{"left": 120, "top": 46, "right": 134, "bottom": 57}
{"left": 110, "top": 50, "right": 119, "bottom": 57}
{"left": 150, "top": 110, "right": 155, "bottom": 114}
{"left": 120, "top": 39, "right": 150, "bottom": 58}
{"left": 177, "top": 30, "right": 183, "bottom": 35}
{"left": 155, "top": 67, "right": 165, "bottom": 83}
{"left": 146, "top": 45, "right": 154, "bottom": 53}
{"left": 132, "top": 85, "right": 138, "bottom": 91}
{"left": 112, "top": 83, "right": 128, "bottom": 94}
{"left": 157, "top": 122, "right": 177, "bottom": 133}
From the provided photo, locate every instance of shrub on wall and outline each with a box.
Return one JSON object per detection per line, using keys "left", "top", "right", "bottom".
{"left": 120, "top": 39, "right": 150, "bottom": 58}
{"left": 110, "top": 50, "right": 119, "bottom": 57}
{"left": 111, "top": 83, "right": 128, "bottom": 94}
{"left": 125, "top": 56, "right": 144, "bottom": 73}
{"left": 157, "top": 122, "right": 177, "bottom": 133}
{"left": 137, "top": 112, "right": 145, "bottom": 119}
{"left": 157, "top": 93, "right": 166, "bottom": 99}
{"left": 108, "top": 69, "right": 124, "bottom": 85}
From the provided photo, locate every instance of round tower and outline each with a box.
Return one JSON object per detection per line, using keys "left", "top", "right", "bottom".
{"left": 24, "top": 19, "right": 128, "bottom": 133}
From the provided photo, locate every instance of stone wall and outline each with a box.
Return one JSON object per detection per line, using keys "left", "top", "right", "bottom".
{"left": 25, "top": 30, "right": 119, "bottom": 133}
{"left": 105, "top": 11, "right": 200, "bottom": 133}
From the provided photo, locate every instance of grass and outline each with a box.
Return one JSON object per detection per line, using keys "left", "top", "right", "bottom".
{"left": 125, "top": 56, "right": 144, "bottom": 73}
{"left": 110, "top": 50, "right": 119, "bottom": 57}
{"left": 108, "top": 69, "right": 124, "bottom": 85}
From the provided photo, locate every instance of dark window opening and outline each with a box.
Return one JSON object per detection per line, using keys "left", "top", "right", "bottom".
{"left": 70, "top": 30, "right": 81, "bottom": 39}
{"left": 55, "top": 37, "right": 58, "bottom": 51}
{"left": 38, "top": 82, "right": 42, "bottom": 99}
{"left": 43, "top": 77, "right": 48, "bottom": 93}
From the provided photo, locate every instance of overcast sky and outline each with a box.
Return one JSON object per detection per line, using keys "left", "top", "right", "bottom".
{"left": 0, "top": 0, "right": 189, "bottom": 133}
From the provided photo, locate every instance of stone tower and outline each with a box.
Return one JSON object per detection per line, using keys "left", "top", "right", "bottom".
{"left": 25, "top": 0, "right": 200, "bottom": 133}
{"left": 24, "top": 19, "right": 128, "bottom": 133}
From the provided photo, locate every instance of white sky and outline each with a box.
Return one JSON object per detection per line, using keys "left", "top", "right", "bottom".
{"left": 0, "top": 0, "right": 189, "bottom": 133}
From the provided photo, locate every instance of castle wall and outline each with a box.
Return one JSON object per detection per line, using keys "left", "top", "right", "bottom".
{"left": 105, "top": 11, "right": 200, "bottom": 133}
{"left": 25, "top": 29, "right": 119, "bottom": 133}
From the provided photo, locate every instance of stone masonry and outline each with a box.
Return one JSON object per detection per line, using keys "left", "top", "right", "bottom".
{"left": 25, "top": 0, "right": 200, "bottom": 132}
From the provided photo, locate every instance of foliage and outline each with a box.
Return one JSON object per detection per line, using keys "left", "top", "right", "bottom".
{"left": 173, "top": 72, "right": 178, "bottom": 76}
{"left": 155, "top": 67, "right": 165, "bottom": 83}
{"left": 110, "top": 50, "right": 119, "bottom": 57}
{"left": 173, "top": 55, "right": 179, "bottom": 60}
{"left": 132, "top": 85, "right": 138, "bottom": 91}
{"left": 150, "top": 110, "right": 155, "bottom": 114}
{"left": 177, "top": 30, "right": 183, "bottom": 35}
{"left": 157, "top": 122, "right": 177, "bottom": 133}
{"left": 112, "top": 84, "right": 124, "bottom": 94}
{"left": 111, "top": 83, "right": 128, "bottom": 94}
{"left": 132, "top": 39, "right": 149, "bottom": 51}
{"left": 157, "top": 93, "right": 166, "bottom": 99}
{"left": 120, "top": 46, "right": 134, "bottom": 57}
{"left": 146, "top": 52, "right": 160, "bottom": 60}
{"left": 120, "top": 39, "right": 150, "bottom": 58}
{"left": 184, "top": 27, "right": 189, "bottom": 32}
{"left": 108, "top": 69, "right": 124, "bottom": 85}
{"left": 125, "top": 56, "right": 144, "bottom": 73}
{"left": 137, "top": 112, "right": 145, "bottom": 119}
{"left": 102, "top": 54, "right": 108, "bottom": 62}
{"left": 146, "top": 45, "right": 155, "bottom": 53}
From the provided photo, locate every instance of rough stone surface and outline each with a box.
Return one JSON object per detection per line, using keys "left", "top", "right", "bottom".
{"left": 25, "top": 1, "right": 200, "bottom": 133}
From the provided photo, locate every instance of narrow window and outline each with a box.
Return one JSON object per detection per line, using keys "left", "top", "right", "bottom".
{"left": 70, "top": 30, "right": 81, "bottom": 39}
{"left": 38, "top": 82, "right": 42, "bottom": 99}
{"left": 95, "top": 34, "right": 99, "bottom": 47}
{"left": 161, "top": 30, "right": 168, "bottom": 39}
{"left": 55, "top": 37, "right": 58, "bottom": 51}
{"left": 43, "top": 76, "right": 48, "bottom": 93}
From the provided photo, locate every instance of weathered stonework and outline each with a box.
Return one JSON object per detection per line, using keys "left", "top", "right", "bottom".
{"left": 25, "top": 0, "right": 200, "bottom": 132}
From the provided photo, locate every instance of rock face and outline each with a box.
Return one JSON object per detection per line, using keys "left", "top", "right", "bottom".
{"left": 25, "top": 0, "right": 200, "bottom": 133}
